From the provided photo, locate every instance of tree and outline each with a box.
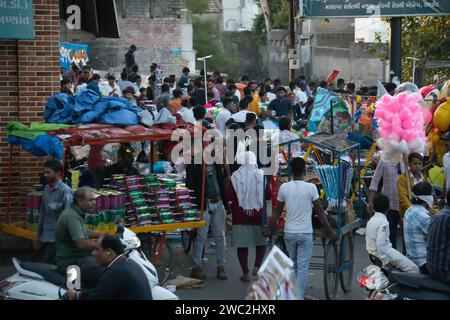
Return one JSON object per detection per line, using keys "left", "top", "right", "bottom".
{"left": 253, "top": 0, "right": 290, "bottom": 45}
{"left": 187, "top": 0, "right": 209, "bottom": 14}
{"left": 192, "top": 17, "right": 240, "bottom": 78}
{"left": 401, "top": 16, "right": 450, "bottom": 83}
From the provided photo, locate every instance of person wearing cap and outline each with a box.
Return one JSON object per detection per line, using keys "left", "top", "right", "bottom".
{"left": 441, "top": 132, "right": 450, "bottom": 207}
{"left": 125, "top": 45, "right": 137, "bottom": 73}
{"left": 403, "top": 182, "right": 433, "bottom": 274}
{"left": 101, "top": 144, "right": 139, "bottom": 187}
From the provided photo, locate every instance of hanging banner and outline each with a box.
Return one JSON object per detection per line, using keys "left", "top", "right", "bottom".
{"left": 302, "top": 0, "right": 450, "bottom": 18}
{"left": 0, "top": 0, "right": 35, "bottom": 39}
{"left": 60, "top": 42, "right": 90, "bottom": 72}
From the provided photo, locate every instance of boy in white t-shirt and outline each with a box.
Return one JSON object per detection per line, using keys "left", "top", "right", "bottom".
{"left": 266, "top": 157, "right": 339, "bottom": 299}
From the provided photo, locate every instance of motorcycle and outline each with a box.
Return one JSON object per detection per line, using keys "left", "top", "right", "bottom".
{"left": 357, "top": 255, "right": 450, "bottom": 300}
{"left": 0, "top": 224, "right": 178, "bottom": 300}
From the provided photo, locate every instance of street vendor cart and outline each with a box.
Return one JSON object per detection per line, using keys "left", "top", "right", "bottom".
{"left": 273, "top": 133, "right": 366, "bottom": 300}
{"left": 2, "top": 123, "right": 206, "bottom": 279}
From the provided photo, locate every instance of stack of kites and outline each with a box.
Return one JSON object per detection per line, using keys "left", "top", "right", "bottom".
{"left": 316, "top": 161, "right": 353, "bottom": 208}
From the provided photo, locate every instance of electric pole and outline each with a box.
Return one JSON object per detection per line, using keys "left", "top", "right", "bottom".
{"left": 289, "top": 0, "right": 296, "bottom": 82}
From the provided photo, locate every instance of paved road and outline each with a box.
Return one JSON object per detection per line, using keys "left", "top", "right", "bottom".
{"left": 0, "top": 232, "right": 370, "bottom": 300}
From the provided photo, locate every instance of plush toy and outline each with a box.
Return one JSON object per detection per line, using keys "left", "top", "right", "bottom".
{"left": 375, "top": 91, "right": 431, "bottom": 164}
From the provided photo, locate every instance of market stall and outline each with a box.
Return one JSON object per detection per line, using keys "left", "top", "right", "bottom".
{"left": 2, "top": 123, "right": 206, "bottom": 265}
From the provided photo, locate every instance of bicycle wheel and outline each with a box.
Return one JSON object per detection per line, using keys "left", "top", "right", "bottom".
{"left": 339, "top": 232, "right": 354, "bottom": 293}
{"left": 323, "top": 240, "right": 339, "bottom": 300}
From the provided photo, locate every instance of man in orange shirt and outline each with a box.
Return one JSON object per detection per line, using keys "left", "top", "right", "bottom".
{"left": 168, "top": 89, "right": 183, "bottom": 114}
{"left": 236, "top": 75, "right": 250, "bottom": 98}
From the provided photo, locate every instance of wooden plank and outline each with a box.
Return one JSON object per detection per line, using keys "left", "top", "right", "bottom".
{"left": 0, "top": 224, "right": 37, "bottom": 241}
{"left": 1, "top": 221, "right": 206, "bottom": 241}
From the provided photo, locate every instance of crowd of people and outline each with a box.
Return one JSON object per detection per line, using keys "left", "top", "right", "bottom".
{"left": 42, "top": 45, "right": 450, "bottom": 300}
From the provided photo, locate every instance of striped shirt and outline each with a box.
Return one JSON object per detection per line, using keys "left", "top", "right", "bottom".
{"left": 369, "top": 159, "right": 400, "bottom": 211}
{"left": 403, "top": 205, "right": 431, "bottom": 267}
{"left": 427, "top": 208, "right": 450, "bottom": 284}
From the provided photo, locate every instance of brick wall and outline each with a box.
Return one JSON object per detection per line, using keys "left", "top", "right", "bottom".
{"left": 0, "top": 0, "right": 60, "bottom": 225}
{"left": 86, "top": 0, "right": 191, "bottom": 77}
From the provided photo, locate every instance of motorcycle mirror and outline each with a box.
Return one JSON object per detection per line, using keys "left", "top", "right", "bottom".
{"left": 116, "top": 224, "right": 125, "bottom": 237}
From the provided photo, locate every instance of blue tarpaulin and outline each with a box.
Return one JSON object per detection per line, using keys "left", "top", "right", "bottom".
{"left": 8, "top": 134, "right": 64, "bottom": 160}
{"left": 44, "top": 90, "right": 140, "bottom": 126}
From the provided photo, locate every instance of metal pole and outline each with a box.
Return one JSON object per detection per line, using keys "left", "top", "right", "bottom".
{"left": 389, "top": 17, "right": 402, "bottom": 81}
{"left": 204, "top": 59, "right": 207, "bottom": 105}
{"left": 330, "top": 99, "right": 334, "bottom": 135}
{"left": 289, "top": 0, "right": 296, "bottom": 82}
{"left": 412, "top": 59, "right": 416, "bottom": 84}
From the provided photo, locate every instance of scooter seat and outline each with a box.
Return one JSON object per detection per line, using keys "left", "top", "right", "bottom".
{"left": 390, "top": 270, "right": 450, "bottom": 294}
{"left": 20, "top": 261, "right": 66, "bottom": 287}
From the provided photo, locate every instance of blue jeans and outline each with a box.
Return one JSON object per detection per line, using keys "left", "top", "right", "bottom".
{"left": 192, "top": 200, "right": 226, "bottom": 268}
{"left": 284, "top": 233, "right": 313, "bottom": 300}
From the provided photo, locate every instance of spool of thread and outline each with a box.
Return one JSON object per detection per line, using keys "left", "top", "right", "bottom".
{"left": 133, "top": 197, "right": 146, "bottom": 206}
{"left": 101, "top": 194, "right": 111, "bottom": 210}
{"left": 130, "top": 191, "right": 144, "bottom": 198}
{"left": 26, "top": 194, "right": 33, "bottom": 210}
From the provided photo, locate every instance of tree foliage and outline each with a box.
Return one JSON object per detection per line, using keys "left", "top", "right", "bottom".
{"left": 401, "top": 16, "right": 450, "bottom": 83}
{"left": 187, "top": 0, "right": 209, "bottom": 14}
{"left": 192, "top": 17, "right": 240, "bottom": 78}
{"left": 253, "top": 0, "right": 289, "bottom": 45}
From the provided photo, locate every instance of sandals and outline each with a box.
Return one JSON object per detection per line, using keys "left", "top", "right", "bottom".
{"left": 240, "top": 274, "right": 250, "bottom": 282}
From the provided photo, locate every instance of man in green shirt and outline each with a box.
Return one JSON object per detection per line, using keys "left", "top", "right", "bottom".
{"left": 55, "top": 186, "right": 103, "bottom": 284}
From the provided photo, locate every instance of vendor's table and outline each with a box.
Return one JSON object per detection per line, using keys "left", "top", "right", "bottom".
{"left": 273, "top": 133, "right": 366, "bottom": 300}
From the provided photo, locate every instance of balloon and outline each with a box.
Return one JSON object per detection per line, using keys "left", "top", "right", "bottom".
{"left": 433, "top": 98, "right": 450, "bottom": 132}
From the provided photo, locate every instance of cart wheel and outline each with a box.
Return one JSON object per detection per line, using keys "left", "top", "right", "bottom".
{"left": 323, "top": 240, "right": 339, "bottom": 300}
{"left": 138, "top": 233, "right": 166, "bottom": 264}
{"left": 339, "top": 232, "right": 354, "bottom": 293}
{"left": 181, "top": 230, "right": 196, "bottom": 253}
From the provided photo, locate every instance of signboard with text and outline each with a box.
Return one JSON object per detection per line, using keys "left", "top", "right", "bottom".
{"left": 0, "top": 0, "right": 35, "bottom": 39}
{"left": 302, "top": 0, "right": 450, "bottom": 18}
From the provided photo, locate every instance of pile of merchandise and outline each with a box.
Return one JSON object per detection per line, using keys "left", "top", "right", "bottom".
{"left": 26, "top": 188, "right": 127, "bottom": 232}
{"left": 109, "top": 174, "right": 199, "bottom": 227}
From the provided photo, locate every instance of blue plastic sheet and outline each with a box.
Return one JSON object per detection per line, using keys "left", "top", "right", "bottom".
{"left": 8, "top": 134, "right": 64, "bottom": 160}
{"left": 45, "top": 90, "right": 140, "bottom": 126}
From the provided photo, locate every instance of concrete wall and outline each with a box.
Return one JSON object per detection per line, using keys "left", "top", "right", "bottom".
{"left": 299, "top": 19, "right": 388, "bottom": 86}
{"left": 261, "top": 30, "right": 289, "bottom": 83}
{"left": 223, "top": 0, "right": 259, "bottom": 31}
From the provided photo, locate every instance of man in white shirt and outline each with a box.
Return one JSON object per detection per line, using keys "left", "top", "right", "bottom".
{"left": 215, "top": 97, "right": 236, "bottom": 136}
{"left": 266, "top": 157, "right": 338, "bottom": 299}
{"left": 100, "top": 75, "right": 122, "bottom": 97}
{"left": 366, "top": 193, "right": 419, "bottom": 273}
{"left": 231, "top": 98, "right": 257, "bottom": 125}
{"left": 441, "top": 132, "right": 450, "bottom": 206}
{"left": 293, "top": 80, "right": 308, "bottom": 106}
{"left": 117, "top": 71, "right": 134, "bottom": 93}
{"left": 178, "top": 98, "right": 196, "bottom": 125}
